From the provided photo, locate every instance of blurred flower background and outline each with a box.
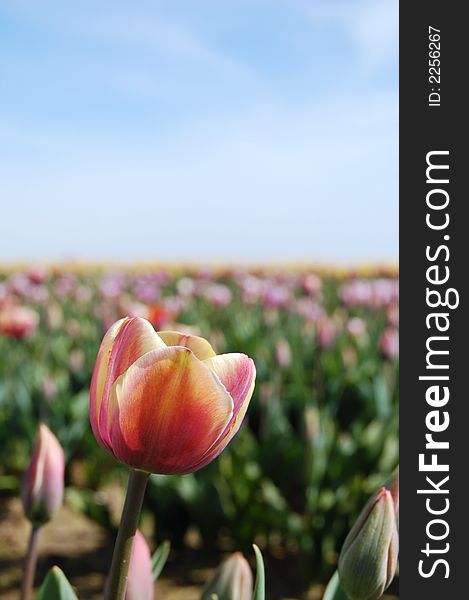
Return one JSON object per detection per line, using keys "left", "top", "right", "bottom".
{"left": 0, "top": 1, "right": 398, "bottom": 599}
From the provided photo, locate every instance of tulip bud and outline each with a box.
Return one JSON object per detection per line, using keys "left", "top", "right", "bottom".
{"left": 21, "top": 424, "right": 65, "bottom": 526}
{"left": 201, "top": 552, "right": 253, "bottom": 600}
{"left": 338, "top": 487, "right": 398, "bottom": 600}
{"left": 126, "top": 530, "right": 154, "bottom": 600}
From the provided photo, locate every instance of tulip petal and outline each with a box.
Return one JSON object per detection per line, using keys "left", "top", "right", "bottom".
{"left": 157, "top": 331, "right": 216, "bottom": 360}
{"left": 107, "top": 346, "right": 234, "bottom": 473}
{"left": 205, "top": 353, "right": 256, "bottom": 412}
{"left": 192, "top": 353, "right": 255, "bottom": 470}
{"left": 90, "top": 317, "right": 165, "bottom": 450}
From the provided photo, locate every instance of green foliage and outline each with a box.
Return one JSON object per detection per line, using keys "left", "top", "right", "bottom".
{"left": 151, "top": 540, "right": 171, "bottom": 581}
{"left": 253, "top": 544, "right": 265, "bottom": 600}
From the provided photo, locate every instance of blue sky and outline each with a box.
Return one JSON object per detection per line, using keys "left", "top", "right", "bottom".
{"left": 0, "top": 1, "right": 398, "bottom": 264}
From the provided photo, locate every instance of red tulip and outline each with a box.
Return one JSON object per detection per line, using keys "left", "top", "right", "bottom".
{"left": 147, "top": 304, "right": 174, "bottom": 329}
{"left": 22, "top": 424, "right": 65, "bottom": 525}
{"left": 90, "top": 317, "right": 256, "bottom": 474}
{"left": 0, "top": 305, "right": 39, "bottom": 338}
{"left": 126, "top": 530, "right": 154, "bottom": 600}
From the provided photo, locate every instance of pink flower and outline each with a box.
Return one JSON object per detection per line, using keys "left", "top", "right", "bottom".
{"left": 317, "top": 318, "right": 337, "bottom": 350}
{"left": 203, "top": 283, "right": 233, "bottom": 308}
{"left": 126, "top": 530, "right": 154, "bottom": 600}
{"left": 90, "top": 317, "right": 256, "bottom": 474}
{"left": 262, "top": 283, "right": 290, "bottom": 309}
{"left": 22, "top": 424, "right": 65, "bottom": 525}
{"left": 302, "top": 273, "right": 322, "bottom": 297}
{"left": 379, "top": 327, "right": 399, "bottom": 360}
{"left": 293, "top": 298, "right": 324, "bottom": 324}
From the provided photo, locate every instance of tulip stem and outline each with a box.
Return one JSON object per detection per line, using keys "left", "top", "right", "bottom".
{"left": 105, "top": 469, "right": 150, "bottom": 600}
{"left": 21, "top": 525, "right": 41, "bottom": 600}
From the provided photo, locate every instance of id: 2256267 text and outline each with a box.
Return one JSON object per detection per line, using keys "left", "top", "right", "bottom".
{"left": 428, "top": 26, "right": 441, "bottom": 107}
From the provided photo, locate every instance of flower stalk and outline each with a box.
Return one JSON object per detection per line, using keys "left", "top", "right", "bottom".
{"left": 105, "top": 469, "right": 150, "bottom": 600}
{"left": 20, "top": 525, "right": 41, "bottom": 600}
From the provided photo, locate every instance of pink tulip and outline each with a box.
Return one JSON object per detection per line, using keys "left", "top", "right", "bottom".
{"left": 0, "top": 305, "right": 39, "bottom": 338}
{"left": 317, "top": 318, "right": 337, "bottom": 350}
{"left": 293, "top": 298, "right": 324, "bottom": 324}
{"left": 27, "top": 265, "right": 49, "bottom": 285}
{"left": 203, "top": 283, "right": 233, "bottom": 308}
{"left": 22, "top": 424, "right": 65, "bottom": 525}
{"left": 379, "top": 327, "right": 399, "bottom": 360}
{"left": 126, "top": 530, "right": 154, "bottom": 600}
{"left": 302, "top": 273, "right": 322, "bottom": 297}
{"left": 262, "top": 283, "right": 290, "bottom": 309}
{"left": 90, "top": 317, "right": 256, "bottom": 474}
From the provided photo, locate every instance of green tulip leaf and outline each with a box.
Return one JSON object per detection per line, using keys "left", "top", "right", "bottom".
{"left": 34, "top": 566, "right": 78, "bottom": 600}
{"left": 151, "top": 540, "right": 171, "bottom": 581}
{"left": 252, "top": 544, "right": 265, "bottom": 600}
{"left": 323, "top": 570, "right": 349, "bottom": 600}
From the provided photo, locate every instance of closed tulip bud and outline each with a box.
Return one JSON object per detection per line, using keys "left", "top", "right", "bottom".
{"left": 22, "top": 424, "right": 65, "bottom": 526}
{"left": 201, "top": 552, "right": 253, "bottom": 600}
{"left": 339, "top": 487, "right": 398, "bottom": 600}
{"left": 90, "top": 317, "right": 256, "bottom": 474}
{"left": 126, "top": 530, "right": 154, "bottom": 600}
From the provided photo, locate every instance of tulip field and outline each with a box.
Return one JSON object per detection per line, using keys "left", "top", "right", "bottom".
{"left": 0, "top": 265, "right": 399, "bottom": 599}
